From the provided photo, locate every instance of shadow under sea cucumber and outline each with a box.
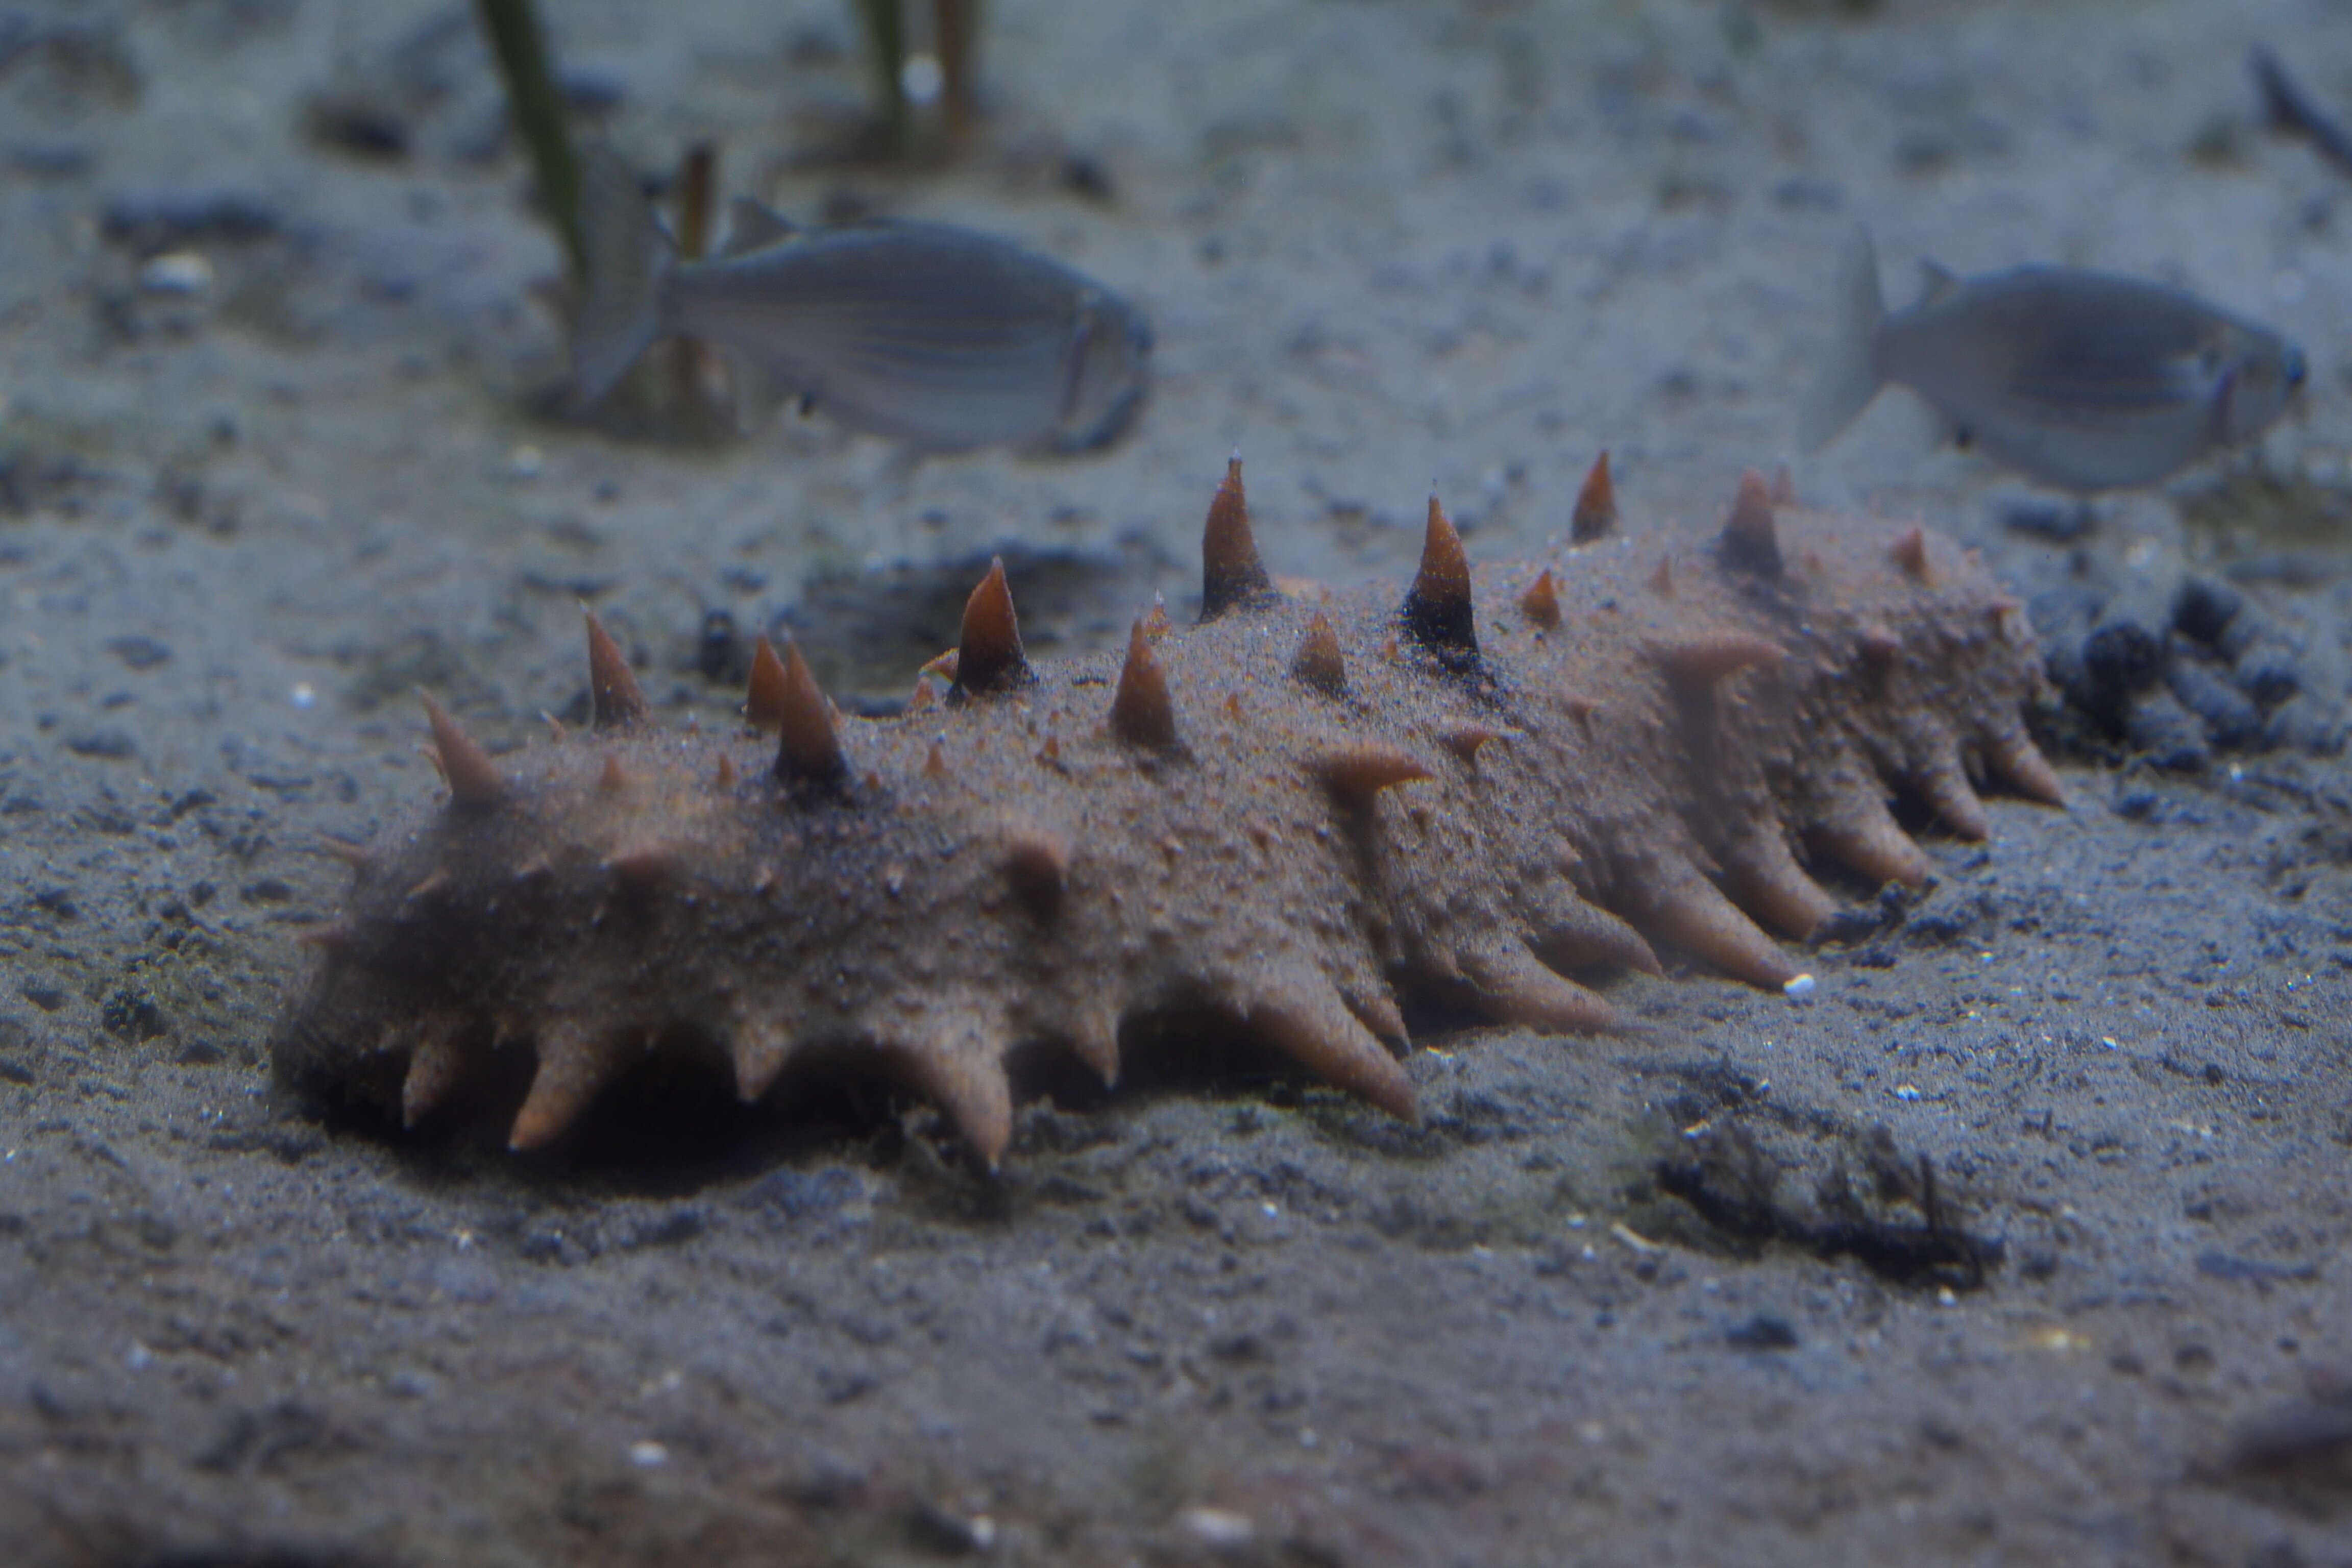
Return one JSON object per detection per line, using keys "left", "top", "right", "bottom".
{"left": 271, "top": 455, "right": 2065, "bottom": 1167}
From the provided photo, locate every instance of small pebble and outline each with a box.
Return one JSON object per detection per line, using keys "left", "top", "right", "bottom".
{"left": 101, "top": 190, "right": 278, "bottom": 249}
{"left": 2172, "top": 575, "right": 2244, "bottom": 645}
{"left": 2232, "top": 641, "right": 2302, "bottom": 706}
{"left": 1998, "top": 495, "right": 2092, "bottom": 542}
{"left": 908, "top": 1504, "right": 995, "bottom": 1553}
{"left": 2121, "top": 686, "right": 2209, "bottom": 771}
{"left": 1725, "top": 1314, "right": 1799, "bottom": 1351}
{"left": 900, "top": 53, "right": 944, "bottom": 105}
{"left": 627, "top": 1440, "right": 668, "bottom": 1467}
{"left": 1782, "top": 973, "right": 1816, "bottom": 1000}
{"left": 138, "top": 251, "right": 212, "bottom": 295}
{"left": 2263, "top": 692, "right": 2344, "bottom": 753}
{"left": 2079, "top": 615, "right": 2165, "bottom": 700}
{"left": 2165, "top": 661, "right": 2259, "bottom": 749}
{"left": 1179, "top": 1507, "right": 1257, "bottom": 1548}
{"left": 10, "top": 142, "right": 91, "bottom": 179}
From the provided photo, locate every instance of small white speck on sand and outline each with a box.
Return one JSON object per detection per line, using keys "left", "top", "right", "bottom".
{"left": 1179, "top": 1507, "right": 1256, "bottom": 1548}
{"left": 1610, "top": 1221, "right": 1663, "bottom": 1254}
{"left": 900, "top": 53, "right": 943, "bottom": 104}
{"left": 139, "top": 251, "right": 211, "bottom": 295}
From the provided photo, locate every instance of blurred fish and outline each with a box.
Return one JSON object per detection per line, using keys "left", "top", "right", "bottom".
{"left": 570, "top": 149, "right": 1151, "bottom": 453}
{"left": 1800, "top": 228, "right": 2305, "bottom": 492}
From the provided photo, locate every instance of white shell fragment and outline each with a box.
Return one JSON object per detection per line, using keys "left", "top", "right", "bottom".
{"left": 139, "top": 251, "right": 213, "bottom": 295}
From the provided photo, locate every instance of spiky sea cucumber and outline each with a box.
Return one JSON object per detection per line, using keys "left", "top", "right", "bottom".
{"left": 273, "top": 456, "right": 2064, "bottom": 1164}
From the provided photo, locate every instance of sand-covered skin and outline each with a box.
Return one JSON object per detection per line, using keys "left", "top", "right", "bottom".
{"left": 4, "top": 1, "right": 2352, "bottom": 1564}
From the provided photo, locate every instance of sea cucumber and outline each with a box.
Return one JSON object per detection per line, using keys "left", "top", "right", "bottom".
{"left": 272, "top": 456, "right": 2064, "bottom": 1165}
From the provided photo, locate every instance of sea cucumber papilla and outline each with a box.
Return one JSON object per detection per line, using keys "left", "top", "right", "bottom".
{"left": 272, "top": 456, "right": 2064, "bottom": 1164}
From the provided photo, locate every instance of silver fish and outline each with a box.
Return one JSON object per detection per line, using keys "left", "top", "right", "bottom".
{"left": 1800, "top": 227, "right": 2305, "bottom": 492}
{"left": 570, "top": 149, "right": 1151, "bottom": 453}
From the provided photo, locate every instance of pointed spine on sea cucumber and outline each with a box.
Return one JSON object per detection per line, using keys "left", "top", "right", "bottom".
{"left": 1810, "top": 792, "right": 1933, "bottom": 890}
{"left": 768, "top": 638, "right": 849, "bottom": 796}
{"left": 1649, "top": 631, "right": 1785, "bottom": 690}
{"left": 1719, "top": 834, "right": 1840, "bottom": 942}
{"left": 1531, "top": 893, "right": 1662, "bottom": 976}
{"left": 508, "top": 1016, "right": 617, "bottom": 1150}
{"left": 1242, "top": 971, "right": 1416, "bottom": 1121}
{"left": 744, "top": 635, "right": 789, "bottom": 731}
{"left": 295, "top": 920, "right": 354, "bottom": 953}
{"left": 1109, "top": 618, "right": 1182, "bottom": 752}
{"left": 1988, "top": 727, "right": 2065, "bottom": 805}
{"left": 1439, "top": 723, "right": 1502, "bottom": 765}
{"left": 1004, "top": 827, "right": 1071, "bottom": 917}
{"left": 729, "top": 1012, "right": 796, "bottom": 1103}
{"left": 1914, "top": 744, "right": 1990, "bottom": 839}
{"left": 1571, "top": 450, "right": 1616, "bottom": 543}
{"left": 1520, "top": 569, "right": 1561, "bottom": 630}
{"left": 399, "top": 1018, "right": 469, "bottom": 1127}
{"left": 1314, "top": 743, "right": 1433, "bottom": 805}
{"left": 1891, "top": 525, "right": 1932, "bottom": 582}
{"left": 1858, "top": 623, "right": 1904, "bottom": 668}
{"left": 953, "top": 558, "right": 1031, "bottom": 696}
{"left": 1459, "top": 942, "right": 1619, "bottom": 1033}
{"left": 893, "top": 1019, "right": 1016, "bottom": 1168}
{"left": 420, "top": 693, "right": 504, "bottom": 812}
{"left": 583, "top": 609, "right": 651, "bottom": 728}
{"left": 603, "top": 842, "right": 673, "bottom": 893}
{"left": 1063, "top": 1000, "right": 1122, "bottom": 1088}
{"left": 1402, "top": 492, "right": 1477, "bottom": 659}
{"left": 317, "top": 835, "right": 374, "bottom": 871}
{"left": 1638, "top": 869, "right": 1797, "bottom": 989}
{"left": 1716, "top": 470, "right": 1782, "bottom": 578}
{"left": 1199, "top": 453, "right": 1278, "bottom": 619}
{"left": 1290, "top": 610, "right": 1348, "bottom": 698}
{"left": 402, "top": 868, "right": 453, "bottom": 905}
{"left": 1140, "top": 594, "right": 1172, "bottom": 641}
{"left": 1347, "top": 985, "right": 1409, "bottom": 1042}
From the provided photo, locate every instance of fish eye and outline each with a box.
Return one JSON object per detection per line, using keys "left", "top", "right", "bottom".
{"left": 2285, "top": 347, "right": 2308, "bottom": 389}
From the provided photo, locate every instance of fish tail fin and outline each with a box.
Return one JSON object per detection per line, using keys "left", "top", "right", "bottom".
{"left": 568, "top": 148, "right": 676, "bottom": 411}
{"left": 1797, "top": 225, "right": 1888, "bottom": 452}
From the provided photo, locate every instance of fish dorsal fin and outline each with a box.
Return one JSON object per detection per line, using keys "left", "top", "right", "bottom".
{"left": 718, "top": 198, "right": 797, "bottom": 257}
{"left": 1916, "top": 259, "right": 1961, "bottom": 306}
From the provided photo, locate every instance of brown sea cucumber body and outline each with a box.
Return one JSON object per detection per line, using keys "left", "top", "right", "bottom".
{"left": 272, "top": 459, "right": 2063, "bottom": 1163}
